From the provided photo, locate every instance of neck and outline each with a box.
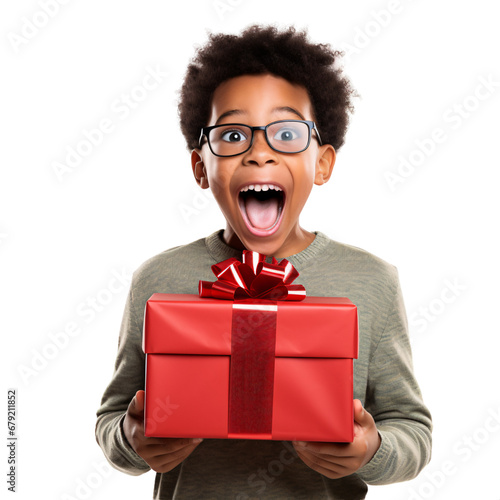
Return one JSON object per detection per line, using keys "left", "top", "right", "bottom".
{"left": 222, "top": 223, "right": 315, "bottom": 259}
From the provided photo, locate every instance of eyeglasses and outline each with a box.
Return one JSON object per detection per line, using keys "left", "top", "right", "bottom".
{"left": 198, "top": 119, "right": 323, "bottom": 157}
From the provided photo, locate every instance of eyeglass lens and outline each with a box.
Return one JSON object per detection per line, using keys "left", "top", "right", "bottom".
{"left": 208, "top": 121, "right": 310, "bottom": 156}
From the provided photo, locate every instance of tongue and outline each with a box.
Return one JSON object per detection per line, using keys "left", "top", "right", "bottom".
{"left": 245, "top": 194, "right": 279, "bottom": 229}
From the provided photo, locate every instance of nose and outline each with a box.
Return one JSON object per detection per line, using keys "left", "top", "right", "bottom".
{"left": 242, "top": 129, "right": 278, "bottom": 166}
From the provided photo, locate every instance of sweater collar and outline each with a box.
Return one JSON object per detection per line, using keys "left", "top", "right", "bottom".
{"left": 204, "top": 229, "right": 329, "bottom": 271}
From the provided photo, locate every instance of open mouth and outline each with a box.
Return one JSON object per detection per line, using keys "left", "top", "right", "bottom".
{"left": 238, "top": 183, "right": 285, "bottom": 236}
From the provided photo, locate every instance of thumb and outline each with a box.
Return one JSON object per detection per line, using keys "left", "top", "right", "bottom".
{"left": 353, "top": 399, "right": 372, "bottom": 426}
{"left": 128, "top": 390, "right": 145, "bottom": 417}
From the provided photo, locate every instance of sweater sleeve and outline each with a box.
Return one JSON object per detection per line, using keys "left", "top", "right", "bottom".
{"left": 95, "top": 281, "right": 151, "bottom": 475}
{"left": 356, "top": 274, "right": 432, "bottom": 484}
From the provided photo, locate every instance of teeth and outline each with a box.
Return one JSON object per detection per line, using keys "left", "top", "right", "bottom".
{"left": 240, "top": 184, "right": 282, "bottom": 192}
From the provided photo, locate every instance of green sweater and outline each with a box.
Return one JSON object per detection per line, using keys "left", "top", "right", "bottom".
{"left": 95, "top": 230, "right": 432, "bottom": 499}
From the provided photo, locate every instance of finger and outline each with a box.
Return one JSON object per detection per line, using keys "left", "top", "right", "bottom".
{"left": 151, "top": 439, "right": 202, "bottom": 459}
{"left": 295, "top": 449, "right": 348, "bottom": 480}
{"left": 146, "top": 438, "right": 203, "bottom": 456}
{"left": 148, "top": 440, "right": 203, "bottom": 473}
{"left": 293, "top": 441, "right": 354, "bottom": 459}
{"left": 299, "top": 448, "right": 362, "bottom": 472}
{"left": 151, "top": 453, "right": 191, "bottom": 474}
{"left": 135, "top": 438, "right": 202, "bottom": 464}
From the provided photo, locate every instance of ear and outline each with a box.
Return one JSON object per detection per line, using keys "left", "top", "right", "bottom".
{"left": 314, "top": 144, "right": 336, "bottom": 186}
{"left": 191, "top": 149, "right": 210, "bottom": 189}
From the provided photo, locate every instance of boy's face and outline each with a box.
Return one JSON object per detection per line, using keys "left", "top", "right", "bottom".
{"left": 192, "top": 74, "right": 335, "bottom": 258}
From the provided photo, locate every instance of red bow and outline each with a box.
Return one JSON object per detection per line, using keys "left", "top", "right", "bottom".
{"left": 199, "top": 250, "right": 306, "bottom": 301}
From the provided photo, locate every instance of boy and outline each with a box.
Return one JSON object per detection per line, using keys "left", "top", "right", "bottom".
{"left": 96, "top": 25, "right": 432, "bottom": 499}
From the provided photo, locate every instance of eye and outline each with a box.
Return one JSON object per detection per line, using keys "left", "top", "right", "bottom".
{"left": 273, "top": 126, "right": 300, "bottom": 142}
{"left": 220, "top": 128, "right": 248, "bottom": 143}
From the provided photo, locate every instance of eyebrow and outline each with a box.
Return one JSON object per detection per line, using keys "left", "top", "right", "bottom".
{"left": 214, "top": 106, "right": 306, "bottom": 125}
{"left": 273, "top": 106, "right": 306, "bottom": 121}
{"left": 214, "top": 109, "right": 245, "bottom": 125}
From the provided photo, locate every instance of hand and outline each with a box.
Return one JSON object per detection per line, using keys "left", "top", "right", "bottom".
{"left": 123, "top": 390, "right": 203, "bottom": 473}
{"left": 292, "top": 399, "right": 381, "bottom": 479}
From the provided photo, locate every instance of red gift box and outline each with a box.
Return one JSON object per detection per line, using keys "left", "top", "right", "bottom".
{"left": 143, "top": 293, "right": 358, "bottom": 442}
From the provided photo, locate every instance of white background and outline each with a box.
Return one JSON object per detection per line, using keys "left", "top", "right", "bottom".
{"left": 2, "top": 1, "right": 499, "bottom": 499}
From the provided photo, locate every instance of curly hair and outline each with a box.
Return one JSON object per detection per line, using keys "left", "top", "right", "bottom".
{"left": 178, "top": 25, "right": 357, "bottom": 152}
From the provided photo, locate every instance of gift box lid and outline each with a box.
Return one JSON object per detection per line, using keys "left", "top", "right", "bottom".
{"left": 143, "top": 293, "right": 358, "bottom": 359}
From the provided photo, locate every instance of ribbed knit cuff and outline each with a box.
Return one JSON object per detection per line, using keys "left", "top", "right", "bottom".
{"left": 356, "top": 429, "right": 395, "bottom": 485}
{"left": 115, "top": 413, "right": 151, "bottom": 475}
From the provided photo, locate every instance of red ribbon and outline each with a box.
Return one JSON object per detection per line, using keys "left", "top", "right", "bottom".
{"left": 199, "top": 250, "right": 306, "bottom": 301}
{"left": 199, "top": 251, "right": 306, "bottom": 437}
{"left": 228, "top": 302, "right": 277, "bottom": 437}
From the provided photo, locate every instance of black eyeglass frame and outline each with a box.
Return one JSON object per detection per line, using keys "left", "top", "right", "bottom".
{"left": 198, "top": 119, "right": 323, "bottom": 157}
